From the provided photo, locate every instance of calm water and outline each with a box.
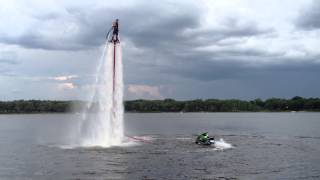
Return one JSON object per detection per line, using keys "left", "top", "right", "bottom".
{"left": 0, "top": 113, "right": 319, "bottom": 179}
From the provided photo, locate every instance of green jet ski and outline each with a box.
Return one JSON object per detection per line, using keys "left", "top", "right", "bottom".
{"left": 195, "top": 132, "right": 215, "bottom": 146}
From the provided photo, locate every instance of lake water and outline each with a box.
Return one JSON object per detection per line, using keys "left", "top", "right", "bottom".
{"left": 0, "top": 113, "right": 319, "bottom": 179}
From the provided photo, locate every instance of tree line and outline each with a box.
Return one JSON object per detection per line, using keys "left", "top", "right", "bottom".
{"left": 0, "top": 96, "right": 319, "bottom": 113}
{"left": 0, "top": 100, "right": 71, "bottom": 113}
{"left": 125, "top": 97, "right": 320, "bottom": 112}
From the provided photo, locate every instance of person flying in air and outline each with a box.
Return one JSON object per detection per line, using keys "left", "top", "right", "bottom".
{"left": 110, "top": 19, "right": 119, "bottom": 42}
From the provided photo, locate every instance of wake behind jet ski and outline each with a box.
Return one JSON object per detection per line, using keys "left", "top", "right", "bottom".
{"left": 195, "top": 132, "right": 215, "bottom": 146}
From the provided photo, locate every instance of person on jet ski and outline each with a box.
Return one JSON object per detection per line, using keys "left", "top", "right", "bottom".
{"left": 196, "top": 132, "right": 215, "bottom": 145}
{"left": 198, "top": 132, "right": 209, "bottom": 142}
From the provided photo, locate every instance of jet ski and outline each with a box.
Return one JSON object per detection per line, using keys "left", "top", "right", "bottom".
{"left": 195, "top": 136, "right": 215, "bottom": 146}
{"left": 195, "top": 137, "right": 215, "bottom": 145}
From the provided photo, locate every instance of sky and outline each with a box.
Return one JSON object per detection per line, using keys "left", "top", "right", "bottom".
{"left": 0, "top": 0, "right": 320, "bottom": 100}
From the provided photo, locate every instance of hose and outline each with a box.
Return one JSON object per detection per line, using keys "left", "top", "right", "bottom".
{"left": 125, "top": 135, "right": 153, "bottom": 144}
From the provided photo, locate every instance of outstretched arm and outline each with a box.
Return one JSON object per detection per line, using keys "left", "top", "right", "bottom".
{"left": 106, "top": 27, "right": 113, "bottom": 39}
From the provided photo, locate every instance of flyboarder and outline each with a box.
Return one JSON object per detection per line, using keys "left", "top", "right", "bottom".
{"left": 105, "top": 19, "right": 120, "bottom": 92}
{"left": 110, "top": 19, "right": 119, "bottom": 43}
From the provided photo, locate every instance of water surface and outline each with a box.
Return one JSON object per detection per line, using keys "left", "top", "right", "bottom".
{"left": 0, "top": 113, "right": 319, "bottom": 179}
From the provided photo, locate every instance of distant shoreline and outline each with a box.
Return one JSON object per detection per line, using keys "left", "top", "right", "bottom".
{"left": 0, "top": 97, "right": 319, "bottom": 114}
{"left": 0, "top": 111, "right": 320, "bottom": 115}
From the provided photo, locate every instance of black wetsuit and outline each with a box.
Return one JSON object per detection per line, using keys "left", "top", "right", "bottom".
{"left": 112, "top": 21, "right": 119, "bottom": 42}
{"left": 113, "top": 22, "right": 119, "bottom": 35}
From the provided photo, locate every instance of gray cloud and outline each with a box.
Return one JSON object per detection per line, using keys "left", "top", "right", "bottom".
{"left": 0, "top": 51, "right": 18, "bottom": 77}
{"left": 119, "top": 7, "right": 275, "bottom": 87}
{"left": 296, "top": 0, "right": 320, "bottom": 30}
{"left": 0, "top": 66, "right": 13, "bottom": 76}
{"left": 176, "top": 59, "right": 320, "bottom": 82}
{"left": 0, "top": 1, "right": 272, "bottom": 52}
{"left": 1, "top": 0, "right": 319, "bottom": 100}
{"left": 0, "top": 7, "right": 114, "bottom": 50}
{"left": 0, "top": 59, "right": 18, "bottom": 65}
{"left": 0, "top": 51, "right": 18, "bottom": 64}
{"left": 126, "top": 14, "right": 273, "bottom": 52}
{"left": 122, "top": 28, "right": 320, "bottom": 92}
{"left": 126, "top": 49, "right": 320, "bottom": 83}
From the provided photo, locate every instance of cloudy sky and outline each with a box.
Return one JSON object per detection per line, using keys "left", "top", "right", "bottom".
{"left": 0, "top": 0, "right": 319, "bottom": 100}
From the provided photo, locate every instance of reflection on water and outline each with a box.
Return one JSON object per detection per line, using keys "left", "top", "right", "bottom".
{"left": 0, "top": 113, "right": 319, "bottom": 179}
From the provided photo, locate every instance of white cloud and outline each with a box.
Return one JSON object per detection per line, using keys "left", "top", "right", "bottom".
{"left": 50, "top": 75, "right": 78, "bottom": 81}
{"left": 58, "top": 82, "right": 76, "bottom": 90}
{"left": 127, "top": 84, "right": 163, "bottom": 99}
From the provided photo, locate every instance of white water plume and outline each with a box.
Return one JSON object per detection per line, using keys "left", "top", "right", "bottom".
{"left": 78, "top": 42, "right": 124, "bottom": 147}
